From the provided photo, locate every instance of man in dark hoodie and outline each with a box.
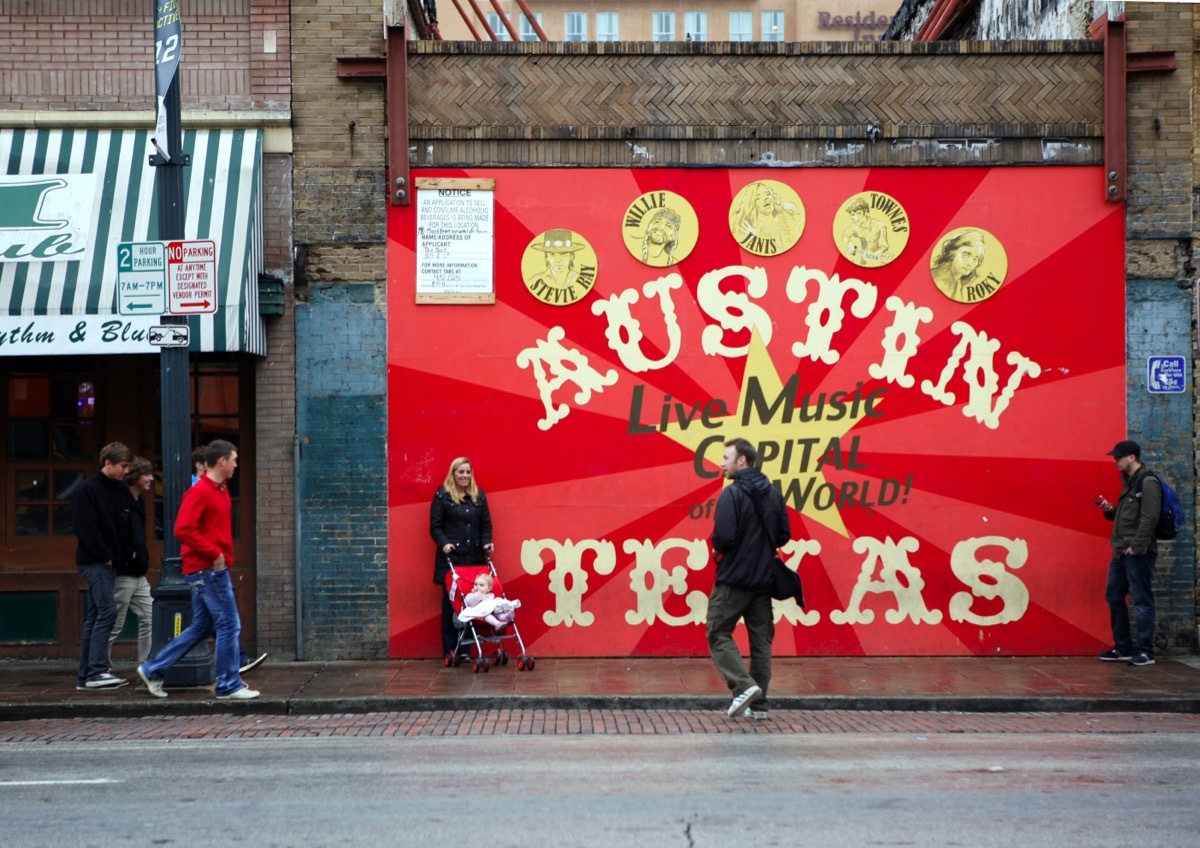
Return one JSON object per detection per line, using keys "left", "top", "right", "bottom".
{"left": 707, "top": 437, "right": 790, "bottom": 719}
{"left": 73, "top": 441, "right": 134, "bottom": 690}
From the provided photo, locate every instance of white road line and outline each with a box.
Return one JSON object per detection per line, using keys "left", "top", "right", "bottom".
{"left": 0, "top": 779, "right": 123, "bottom": 786}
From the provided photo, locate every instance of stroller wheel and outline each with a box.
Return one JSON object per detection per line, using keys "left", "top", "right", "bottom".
{"left": 516, "top": 655, "right": 526, "bottom": 670}
{"left": 483, "top": 658, "right": 491, "bottom": 673}
{"left": 472, "top": 658, "right": 482, "bottom": 673}
{"left": 500, "top": 651, "right": 509, "bottom": 666}
{"left": 453, "top": 653, "right": 464, "bottom": 668}
{"left": 526, "top": 656, "right": 536, "bottom": 671}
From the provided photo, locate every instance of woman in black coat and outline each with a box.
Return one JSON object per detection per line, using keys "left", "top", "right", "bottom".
{"left": 430, "top": 457, "right": 493, "bottom": 657}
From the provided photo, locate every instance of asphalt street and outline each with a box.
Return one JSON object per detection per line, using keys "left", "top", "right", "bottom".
{"left": 2, "top": 711, "right": 1199, "bottom": 848}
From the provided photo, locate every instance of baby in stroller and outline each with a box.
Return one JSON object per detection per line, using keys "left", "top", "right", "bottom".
{"left": 459, "top": 573, "right": 521, "bottom": 631}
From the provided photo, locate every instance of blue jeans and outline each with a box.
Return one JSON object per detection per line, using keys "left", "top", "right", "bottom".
{"left": 142, "top": 567, "right": 244, "bottom": 696}
{"left": 78, "top": 563, "right": 117, "bottom": 685}
{"left": 1105, "top": 551, "right": 1157, "bottom": 656}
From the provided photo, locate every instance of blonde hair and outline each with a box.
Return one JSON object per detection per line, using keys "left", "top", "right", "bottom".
{"left": 473, "top": 573, "right": 494, "bottom": 592}
{"left": 442, "top": 456, "right": 479, "bottom": 504}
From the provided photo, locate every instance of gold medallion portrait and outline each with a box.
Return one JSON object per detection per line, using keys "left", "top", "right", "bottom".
{"left": 833, "top": 191, "right": 910, "bottom": 268}
{"left": 520, "top": 229, "right": 599, "bottom": 306}
{"left": 728, "top": 180, "right": 806, "bottom": 257}
{"left": 929, "top": 227, "right": 1008, "bottom": 304}
{"left": 621, "top": 191, "right": 699, "bottom": 267}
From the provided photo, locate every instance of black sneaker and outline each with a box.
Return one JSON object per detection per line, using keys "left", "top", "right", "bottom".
{"left": 1098, "top": 647, "right": 1132, "bottom": 662}
{"left": 239, "top": 653, "right": 268, "bottom": 675}
{"left": 1129, "top": 652, "right": 1156, "bottom": 667}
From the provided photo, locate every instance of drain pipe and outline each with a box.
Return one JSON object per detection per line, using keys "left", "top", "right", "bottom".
{"left": 294, "top": 430, "right": 304, "bottom": 660}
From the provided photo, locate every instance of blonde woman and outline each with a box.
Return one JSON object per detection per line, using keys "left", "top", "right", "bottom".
{"left": 430, "top": 457, "right": 494, "bottom": 656}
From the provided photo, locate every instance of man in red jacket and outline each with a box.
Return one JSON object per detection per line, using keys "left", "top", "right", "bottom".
{"left": 137, "top": 440, "right": 258, "bottom": 700}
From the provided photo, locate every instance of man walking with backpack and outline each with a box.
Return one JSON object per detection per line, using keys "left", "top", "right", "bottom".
{"left": 1096, "top": 439, "right": 1161, "bottom": 667}
{"left": 708, "top": 437, "right": 791, "bottom": 719}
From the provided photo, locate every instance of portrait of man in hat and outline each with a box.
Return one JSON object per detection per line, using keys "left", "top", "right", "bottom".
{"left": 522, "top": 229, "right": 597, "bottom": 305}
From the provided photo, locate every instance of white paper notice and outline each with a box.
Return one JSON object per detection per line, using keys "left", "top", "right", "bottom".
{"left": 415, "top": 188, "right": 494, "bottom": 298}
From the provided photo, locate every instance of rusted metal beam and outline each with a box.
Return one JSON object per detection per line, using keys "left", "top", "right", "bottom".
{"left": 512, "top": 0, "right": 549, "bottom": 41}
{"left": 447, "top": 0, "right": 483, "bottom": 40}
{"left": 387, "top": 22, "right": 411, "bottom": 206}
{"left": 916, "top": 0, "right": 978, "bottom": 41}
{"left": 1127, "top": 51, "right": 1177, "bottom": 73}
{"left": 1091, "top": 15, "right": 1127, "bottom": 203}
{"left": 336, "top": 56, "right": 386, "bottom": 79}
{"left": 487, "top": 0, "right": 520, "bottom": 41}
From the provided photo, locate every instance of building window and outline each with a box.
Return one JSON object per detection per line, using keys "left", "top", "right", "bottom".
{"left": 486, "top": 12, "right": 512, "bottom": 41}
{"left": 564, "top": 12, "right": 587, "bottom": 41}
{"left": 518, "top": 12, "right": 542, "bottom": 41}
{"left": 596, "top": 12, "right": 619, "bottom": 41}
{"left": 652, "top": 12, "right": 675, "bottom": 41}
{"left": 6, "top": 356, "right": 96, "bottom": 539}
{"left": 684, "top": 12, "right": 707, "bottom": 41}
{"left": 729, "top": 11, "right": 752, "bottom": 41}
{"left": 762, "top": 10, "right": 784, "bottom": 42}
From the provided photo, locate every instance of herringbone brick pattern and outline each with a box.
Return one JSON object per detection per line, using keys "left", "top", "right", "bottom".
{"left": 408, "top": 43, "right": 1103, "bottom": 140}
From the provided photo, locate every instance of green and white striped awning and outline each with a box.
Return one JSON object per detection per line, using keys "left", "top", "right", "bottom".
{"left": 0, "top": 128, "right": 265, "bottom": 355}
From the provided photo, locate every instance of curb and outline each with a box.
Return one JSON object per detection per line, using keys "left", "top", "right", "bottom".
{"left": 4, "top": 693, "right": 1199, "bottom": 721}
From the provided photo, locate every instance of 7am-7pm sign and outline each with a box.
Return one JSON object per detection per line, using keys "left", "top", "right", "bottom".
{"left": 117, "top": 241, "right": 166, "bottom": 315}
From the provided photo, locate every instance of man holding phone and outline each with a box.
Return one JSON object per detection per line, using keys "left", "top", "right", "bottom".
{"left": 1095, "top": 439, "right": 1161, "bottom": 667}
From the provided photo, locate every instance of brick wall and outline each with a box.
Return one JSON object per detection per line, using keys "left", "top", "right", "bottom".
{"left": 0, "top": 0, "right": 289, "bottom": 111}
{"left": 294, "top": 283, "right": 388, "bottom": 660}
{"left": 290, "top": 1, "right": 389, "bottom": 659}
{"left": 1123, "top": 2, "right": 1197, "bottom": 652}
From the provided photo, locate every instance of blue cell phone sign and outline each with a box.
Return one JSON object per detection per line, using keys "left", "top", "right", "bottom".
{"left": 1147, "top": 356, "right": 1187, "bottom": 394}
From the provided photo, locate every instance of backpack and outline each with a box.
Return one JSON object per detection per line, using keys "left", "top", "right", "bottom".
{"left": 1144, "top": 473, "right": 1184, "bottom": 541}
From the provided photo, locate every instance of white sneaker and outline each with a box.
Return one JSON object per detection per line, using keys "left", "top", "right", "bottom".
{"left": 727, "top": 684, "right": 762, "bottom": 717}
{"left": 216, "top": 686, "right": 260, "bottom": 700}
{"left": 83, "top": 673, "right": 127, "bottom": 689}
{"left": 745, "top": 707, "right": 769, "bottom": 721}
{"left": 137, "top": 664, "right": 167, "bottom": 698}
{"left": 239, "top": 653, "right": 268, "bottom": 674}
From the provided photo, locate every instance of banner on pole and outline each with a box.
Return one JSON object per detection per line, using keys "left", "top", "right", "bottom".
{"left": 152, "top": 0, "right": 182, "bottom": 161}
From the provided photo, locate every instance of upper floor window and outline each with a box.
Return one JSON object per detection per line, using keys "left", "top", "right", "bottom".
{"left": 729, "top": 11, "right": 752, "bottom": 41}
{"left": 596, "top": 12, "right": 619, "bottom": 42}
{"left": 684, "top": 12, "right": 707, "bottom": 42}
{"left": 762, "top": 11, "right": 784, "bottom": 42}
{"left": 486, "top": 12, "right": 512, "bottom": 41}
{"left": 518, "top": 12, "right": 542, "bottom": 41}
{"left": 564, "top": 12, "right": 587, "bottom": 42}
{"left": 652, "top": 12, "right": 676, "bottom": 41}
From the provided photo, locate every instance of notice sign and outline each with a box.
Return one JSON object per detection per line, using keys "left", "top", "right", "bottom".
{"left": 166, "top": 239, "right": 217, "bottom": 315}
{"left": 414, "top": 178, "right": 495, "bottom": 303}
{"left": 117, "top": 241, "right": 166, "bottom": 315}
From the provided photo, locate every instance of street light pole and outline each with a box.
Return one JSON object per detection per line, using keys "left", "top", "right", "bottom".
{"left": 148, "top": 0, "right": 212, "bottom": 685}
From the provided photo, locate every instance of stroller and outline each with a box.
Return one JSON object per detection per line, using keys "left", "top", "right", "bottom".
{"left": 444, "top": 558, "right": 535, "bottom": 672}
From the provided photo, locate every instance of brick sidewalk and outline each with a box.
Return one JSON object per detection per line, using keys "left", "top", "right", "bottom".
{"left": 3, "top": 709, "right": 1200, "bottom": 743}
{"left": 4, "top": 656, "right": 1200, "bottom": 721}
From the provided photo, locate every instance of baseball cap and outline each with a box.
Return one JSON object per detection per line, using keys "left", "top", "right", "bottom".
{"left": 1107, "top": 440, "right": 1141, "bottom": 459}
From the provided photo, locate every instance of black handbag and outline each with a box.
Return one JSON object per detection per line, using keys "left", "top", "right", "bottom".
{"left": 746, "top": 493, "right": 805, "bottom": 606}
{"left": 770, "top": 556, "right": 805, "bottom": 606}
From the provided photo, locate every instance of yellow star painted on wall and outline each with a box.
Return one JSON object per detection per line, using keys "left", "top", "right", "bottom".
{"left": 659, "top": 332, "right": 875, "bottom": 537}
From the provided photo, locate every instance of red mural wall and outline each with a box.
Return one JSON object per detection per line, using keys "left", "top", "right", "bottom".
{"left": 387, "top": 166, "right": 1126, "bottom": 658}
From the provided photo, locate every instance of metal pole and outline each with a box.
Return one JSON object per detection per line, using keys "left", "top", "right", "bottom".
{"left": 149, "top": 1, "right": 212, "bottom": 685}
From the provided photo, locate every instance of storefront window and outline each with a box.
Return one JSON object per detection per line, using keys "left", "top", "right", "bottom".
{"left": 5, "top": 357, "right": 96, "bottom": 539}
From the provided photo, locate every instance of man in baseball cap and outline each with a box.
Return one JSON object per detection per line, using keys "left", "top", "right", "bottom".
{"left": 1095, "top": 439, "right": 1161, "bottom": 666}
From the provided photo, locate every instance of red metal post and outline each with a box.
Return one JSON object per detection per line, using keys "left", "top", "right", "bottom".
{"left": 387, "top": 22, "right": 411, "bottom": 206}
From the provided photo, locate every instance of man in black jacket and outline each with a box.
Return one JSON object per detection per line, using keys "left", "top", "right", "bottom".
{"left": 74, "top": 441, "right": 134, "bottom": 690}
{"left": 708, "top": 437, "right": 790, "bottom": 719}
